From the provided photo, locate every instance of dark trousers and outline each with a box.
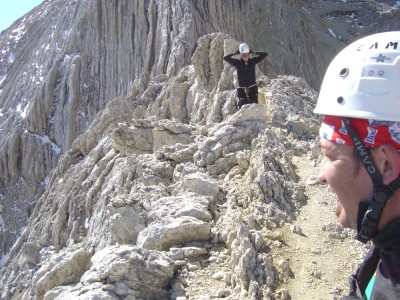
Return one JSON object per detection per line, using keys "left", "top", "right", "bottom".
{"left": 237, "top": 85, "right": 258, "bottom": 109}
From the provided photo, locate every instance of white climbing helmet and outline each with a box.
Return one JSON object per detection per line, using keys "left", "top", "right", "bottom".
{"left": 314, "top": 31, "right": 400, "bottom": 122}
{"left": 239, "top": 43, "right": 250, "bottom": 54}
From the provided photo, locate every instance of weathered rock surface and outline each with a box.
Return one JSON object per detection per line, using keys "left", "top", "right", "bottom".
{"left": 0, "top": 74, "right": 315, "bottom": 299}
{"left": 0, "top": 0, "right": 399, "bottom": 299}
{"left": 41, "top": 245, "right": 175, "bottom": 300}
{"left": 1, "top": 0, "right": 398, "bottom": 263}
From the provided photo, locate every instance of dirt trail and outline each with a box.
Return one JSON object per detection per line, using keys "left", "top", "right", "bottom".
{"left": 276, "top": 155, "right": 368, "bottom": 299}
{"left": 184, "top": 154, "right": 369, "bottom": 300}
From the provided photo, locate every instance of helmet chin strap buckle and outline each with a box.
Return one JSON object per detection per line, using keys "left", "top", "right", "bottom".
{"left": 355, "top": 176, "right": 400, "bottom": 243}
{"left": 355, "top": 185, "right": 393, "bottom": 243}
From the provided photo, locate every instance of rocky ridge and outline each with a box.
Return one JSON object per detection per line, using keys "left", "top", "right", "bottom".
{"left": 1, "top": 72, "right": 321, "bottom": 299}
{"left": 0, "top": 0, "right": 399, "bottom": 299}
{"left": 1, "top": 0, "right": 399, "bottom": 262}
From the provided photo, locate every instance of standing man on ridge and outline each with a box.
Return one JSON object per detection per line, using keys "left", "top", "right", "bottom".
{"left": 314, "top": 31, "right": 400, "bottom": 299}
{"left": 223, "top": 43, "right": 268, "bottom": 109}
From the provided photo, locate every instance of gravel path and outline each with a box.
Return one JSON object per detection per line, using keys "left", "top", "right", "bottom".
{"left": 275, "top": 155, "right": 369, "bottom": 300}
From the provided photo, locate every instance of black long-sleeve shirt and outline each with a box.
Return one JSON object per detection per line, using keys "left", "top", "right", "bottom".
{"left": 223, "top": 51, "right": 268, "bottom": 87}
{"left": 344, "top": 217, "right": 400, "bottom": 299}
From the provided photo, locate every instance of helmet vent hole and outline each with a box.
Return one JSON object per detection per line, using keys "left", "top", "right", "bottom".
{"left": 337, "top": 96, "right": 344, "bottom": 104}
{"left": 339, "top": 68, "right": 349, "bottom": 77}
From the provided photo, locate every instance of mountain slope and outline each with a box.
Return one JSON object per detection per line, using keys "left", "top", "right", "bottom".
{"left": 0, "top": 0, "right": 399, "bottom": 299}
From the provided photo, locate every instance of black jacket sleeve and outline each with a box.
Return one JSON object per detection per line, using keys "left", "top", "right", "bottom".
{"left": 251, "top": 51, "right": 268, "bottom": 64}
{"left": 223, "top": 50, "right": 240, "bottom": 66}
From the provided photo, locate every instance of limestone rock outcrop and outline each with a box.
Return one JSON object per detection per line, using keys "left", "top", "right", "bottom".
{"left": 1, "top": 0, "right": 398, "bottom": 262}
{"left": 0, "top": 73, "right": 317, "bottom": 299}
{"left": 0, "top": 0, "right": 399, "bottom": 299}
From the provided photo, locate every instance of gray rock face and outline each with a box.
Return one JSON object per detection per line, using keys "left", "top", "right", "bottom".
{"left": 0, "top": 0, "right": 398, "bottom": 299}
{"left": 0, "top": 83, "right": 314, "bottom": 299}
{"left": 42, "top": 245, "right": 174, "bottom": 300}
